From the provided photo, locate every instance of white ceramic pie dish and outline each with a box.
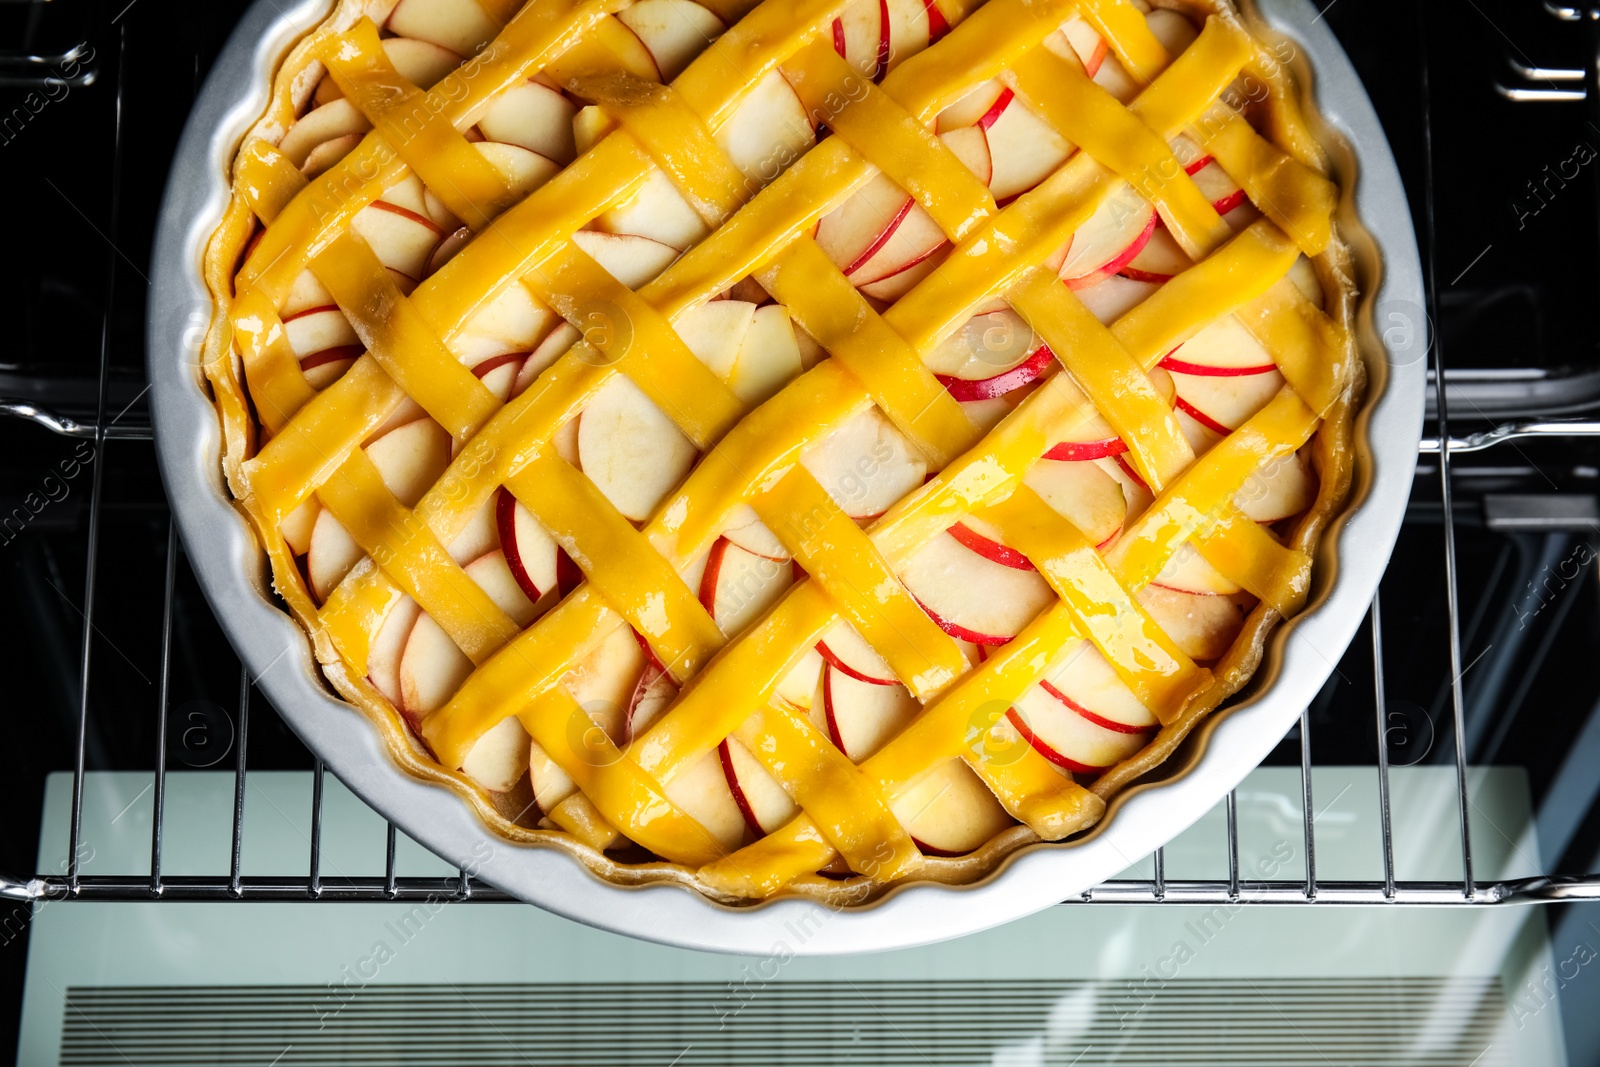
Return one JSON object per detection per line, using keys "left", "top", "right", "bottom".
{"left": 148, "top": 0, "right": 1425, "bottom": 954}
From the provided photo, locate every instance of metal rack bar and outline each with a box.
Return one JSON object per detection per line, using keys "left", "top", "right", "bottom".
{"left": 66, "top": 24, "right": 128, "bottom": 896}
{"left": 1225, "top": 790, "right": 1239, "bottom": 901}
{"left": 229, "top": 666, "right": 250, "bottom": 897}
{"left": 1416, "top": 0, "right": 1476, "bottom": 901}
{"left": 1300, "top": 708, "right": 1316, "bottom": 901}
{"left": 150, "top": 525, "right": 178, "bottom": 895}
{"left": 1371, "top": 595, "right": 1397, "bottom": 900}
{"left": 385, "top": 822, "right": 398, "bottom": 899}
{"left": 309, "top": 760, "right": 324, "bottom": 898}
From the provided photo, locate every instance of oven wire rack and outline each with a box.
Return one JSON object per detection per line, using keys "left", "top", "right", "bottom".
{"left": 3, "top": 1, "right": 1600, "bottom": 912}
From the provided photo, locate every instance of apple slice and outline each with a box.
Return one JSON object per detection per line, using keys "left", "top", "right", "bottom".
{"left": 1159, "top": 314, "right": 1278, "bottom": 375}
{"left": 947, "top": 521, "right": 1033, "bottom": 571}
{"left": 1074, "top": 274, "right": 1160, "bottom": 325}
{"left": 577, "top": 371, "right": 699, "bottom": 522}
{"left": 1135, "top": 583, "right": 1251, "bottom": 661}
{"left": 1061, "top": 191, "right": 1157, "bottom": 289}
{"left": 305, "top": 509, "right": 364, "bottom": 603}
{"left": 715, "top": 68, "right": 815, "bottom": 184}
{"left": 570, "top": 229, "right": 681, "bottom": 289}
{"left": 281, "top": 270, "right": 336, "bottom": 318}
{"left": 799, "top": 406, "right": 927, "bottom": 520}
{"left": 573, "top": 105, "right": 619, "bottom": 154}
{"left": 722, "top": 504, "right": 791, "bottom": 560}
{"left": 892, "top": 758, "right": 1014, "bottom": 855}
{"left": 463, "top": 549, "right": 543, "bottom": 627}
{"left": 474, "top": 141, "right": 563, "bottom": 199}
{"left": 284, "top": 305, "right": 361, "bottom": 388}
{"left": 924, "top": 306, "right": 1043, "bottom": 381}
{"left": 399, "top": 612, "right": 474, "bottom": 715}
{"left": 351, "top": 200, "right": 445, "bottom": 284}
{"left": 468, "top": 351, "right": 527, "bottom": 401}
{"left": 1097, "top": 454, "right": 1154, "bottom": 522}
{"left": 366, "top": 417, "right": 451, "bottom": 507}
{"left": 1152, "top": 540, "right": 1242, "bottom": 596}
{"left": 776, "top": 647, "right": 827, "bottom": 711}
{"left": 1191, "top": 160, "right": 1247, "bottom": 216}
{"left": 1288, "top": 256, "right": 1325, "bottom": 309}
{"left": 939, "top": 124, "right": 993, "bottom": 185}
{"left": 460, "top": 714, "right": 533, "bottom": 794}
{"left": 1007, "top": 677, "right": 1149, "bottom": 774}
{"left": 661, "top": 749, "right": 749, "bottom": 850}
{"left": 511, "top": 323, "right": 580, "bottom": 398}
{"left": 479, "top": 81, "right": 578, "bottom": 164}
{"left": 1171, "top": 367, "right": 1286, "bottom": 433}
{"left": 279, "top": 99, "right": 369, "bottom": 169}
{"left": 1023, "top": 456, "right": 1127, "bottom": 547}
{"left": 368, "top": 595, "right": 422, "bottom": 710}
{"left": 526, "top": 739, "right": 578, "bottom": 823}
{"left": 857, "top": 255, "right": 944, "bottom": 302}
{"left": 823, "top": 664, "right": 919, "bottom": 760}
{"left": 616, "top": 0, "right": 724, "bottom": 82}
{"left": 427, "top": 226, "right": 472, "bottom": 276}
{"left": 380, "top": 37, "right": 462, "bottom": 90}
{"left": 564, "top": 620, "right": 648, "bottom": 744}
{"left": 447, "top": 495, "right": 498, "bottom": 566}
{"left": 1145, "top": 7, "right": 1200, "bottom": 55}
{"left": 1236, "top": 449, "right": 1315, "bottom": 523}
{"left": 816, "top": 619, "right": 898, "bottom": 685}
{"left": 984, "top": 91, "right": 1074, "bottom": 201}
{"left": 281, "top": 498, "right": 318, "bottom": 557}
{"left": 814, "top": 171, "right": 916, "bottom": 277}
{"left": 900, "top": 531, "right": 1055, "bottom": 644}
{"left": 625, "top": 656, "right": 679, "bottom": 740}
{"left": 387, "top": 0, "right": 499, "bottom": 57}
{"left": 675, "top": 299, "right": 756, "bottom": 381}
{"left": 596, "top": 167, "right": 711, "bottom": 251}
{"left": 935, "top": 78, "right": 1006, "bottom": 133}
{"left": 936, "top": 345, "right": 1053, "bottom": 402}
{"left": 1091, "top": 52, "right": 1141, "bottom": 104}
{"left": 698, "top": 536, "right": 796, "bottom": 637}
{"left": 1047, "top": 639, "right": 1157, "bottom": 730}
{"left": 832, "top": 0, "right": 887, "bottom": 81}
{"left": 729, "top": 304, "right": 804, "bottom": 405}
{"left": 494, "top": 487, "right": 559, "bottom": 605}
{"left": 1059, "top": 16, "right": 1108, "bottom": 76}
{"left": 884, "top": 0, "right": 935, "bottom": 72}
{"left": 1120, "top": 225, "right": 1191, "bottom": 283}
{"left": 720, "top": 735, "right": 801, "bottom": 835}
{"left": 848, "top": 201, "right": 947, "bottom": 288}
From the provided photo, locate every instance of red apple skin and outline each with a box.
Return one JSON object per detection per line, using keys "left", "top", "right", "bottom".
{"left": 1005, "top": 707, "right": 1107, "bottom": 775}
{"left": 1063, "top": 210, "right": 1157, "bottom": 291}
{"left": 471, "top": 351, "right": 527, "bottom": 380}
{"left": 915, "top": 597, "right": 1010, "bottom": 646}
{"left": 977, "top": 87, "right": 1013, "bottom": 130}
{"left": 947, "top": 522, "right": 1035, "bottom": 572}
{"left": 1159, "top": 354, "right": 1277, "bottom": 377}
{"left": 1038, "top": 679, "right": 1149, "bottom": 735}
{"left": 299, "top": 345, "right": 363, "bottom": 372}
{"left": 495, "top": 487, "right": 543, "bottom": 604}
{"left": 913, "top": 836, "right": 968, "bottom": 858}
{"left": 1044, "top": 438, "right": 1127, "bottom": 462}
{"left": 842, "top": 197, "right": 913, "bottom": 277}
{"left": 718, "top": 739, "right": 764, "bottom": 836}
{"left": 816, "top": 641, "right": 896, "bottom": 686}
{"left": 924, "top": 0, "right": 949, "bottom": 40}
{"left": 1113, "top": 453, "right": 1150, "bottom": 493}
{"left": 936, "top": 345, "right": 1054, "bottom": 402}
{"left": 1174, "top": 395, "right": 1232, "bottom": 436}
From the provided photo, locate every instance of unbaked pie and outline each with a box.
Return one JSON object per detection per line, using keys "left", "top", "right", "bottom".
{"left": 203, "top": 0, "right": 1360, "bottom": 902}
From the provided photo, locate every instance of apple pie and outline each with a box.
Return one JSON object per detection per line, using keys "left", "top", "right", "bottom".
{"left": 202, "top": 0, "right": 1360, "bottom": 903}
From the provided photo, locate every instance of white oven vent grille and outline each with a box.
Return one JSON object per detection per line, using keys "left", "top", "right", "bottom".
{"left": 60, "top": 977, "right": 1506, "bottom": 1066}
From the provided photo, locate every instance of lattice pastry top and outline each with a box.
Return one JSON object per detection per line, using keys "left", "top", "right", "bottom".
{"left": 203, "top": 0, "right": 1361, "bottom": 903}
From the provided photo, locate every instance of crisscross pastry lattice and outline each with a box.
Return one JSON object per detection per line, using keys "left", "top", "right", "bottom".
{"left": 203, "top": 0, "right": 1361, "bottom": 902}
